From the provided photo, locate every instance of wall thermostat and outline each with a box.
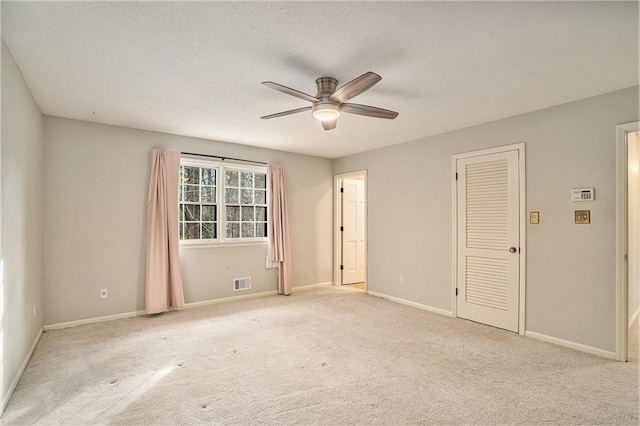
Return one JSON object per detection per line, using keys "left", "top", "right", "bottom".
{"left": 571, "top": 188, "right": 594, "bottom": 201}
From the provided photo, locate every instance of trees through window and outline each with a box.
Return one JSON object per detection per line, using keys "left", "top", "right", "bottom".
{"left": 179, "top": 158, "right": 267, "bottom": 244}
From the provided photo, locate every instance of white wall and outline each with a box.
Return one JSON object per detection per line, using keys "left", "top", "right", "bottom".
{"left": 43, "top": 117, "right": 333, "bottom": 325}
{"left": 1, "top": 41, "right": 43, "bottom": 410}
{"left": 628, "top": 131, "right": 640, "bottom": 325}
{"left": 334, "top": 86, "right": 639, "bottom": 352}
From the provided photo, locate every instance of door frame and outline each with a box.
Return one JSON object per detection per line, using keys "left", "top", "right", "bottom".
{"left": 616, "top": 121, "right": 640, "bottom": 361}
{"left": 451, "top": 143, "right": 527, "bottom": 335}
{"left": 334, "top": 170, "right": 368, "bottom": 290}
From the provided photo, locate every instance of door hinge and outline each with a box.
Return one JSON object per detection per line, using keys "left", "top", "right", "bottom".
{"left": 455, "top": 172, "right": 458, "bottom": 180}
{"left": 455, "top": 288, "right": 458, "bottom": 296}
{"left": 340, "top": 265, "right": 344, "bottom": 270}
{"left": 340, "top": 226, "right": 344, "bottom": 231}
{"left": 625, "top": 253, "right": 628, "bottom": 261}
{"left": 340, "top": 187, "right": 344, "bottom": 193}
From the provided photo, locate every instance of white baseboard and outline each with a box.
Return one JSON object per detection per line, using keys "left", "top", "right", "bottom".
{"left": 366, "top": 292, "right": 617, "bottom": 360}
{"left": 42, "top": 282, "right": 331, "bottom": 330}
{"left": 292, "top": 282, "right": 333, "bottom": 292}
{"left": 185, "top": 289, "right": 278, "bottom": 309}
{"left": 629, "top": 308, "right": 640, "bottom": 330}
{"left": 44, "top": 288, "right": 289, "bottom": 330}
{"left": 1, "top": 328, "right": 43, "bottom": 417}
{"left": 367, "top": 290, "right": 453, "bottom": 317}
{"left": 187, "top": 282, "right": 333, "bottom": 307}
{"left": 524, "top": 331, "right": 616, "bottom": 360}
{"left": 44, "top": 309, "right": 147, "bottom": 331}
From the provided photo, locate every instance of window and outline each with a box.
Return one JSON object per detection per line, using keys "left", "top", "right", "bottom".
{"left": 179, "top": 163, "right": 218, "bottom": 240}
{"left": 223, "top": 169, "right": 268, "bottom": 239}
{"left": 179, "top": 158, "right": 267, "bottom": 244}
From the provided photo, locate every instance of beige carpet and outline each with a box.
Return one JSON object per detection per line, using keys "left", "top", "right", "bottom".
{"left": 3, "top": 287, "right": 638, "bottom": 425}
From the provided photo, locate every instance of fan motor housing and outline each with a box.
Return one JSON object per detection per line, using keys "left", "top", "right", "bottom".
{"left": 315, "top": 77, "right": 338, "bottom": 98}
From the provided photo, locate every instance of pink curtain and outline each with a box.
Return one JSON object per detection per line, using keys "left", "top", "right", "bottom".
{"left": 267, "top": 164, "right": 292, "bottom": 295}
{"left": 145, "top": 149, "right": 185, "bottom": 314}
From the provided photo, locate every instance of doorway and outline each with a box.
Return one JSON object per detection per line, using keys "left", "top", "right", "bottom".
{"left": 616, "top": 122, "right": 640, "bottom": 361}
{"left": 334, "top": 171, "right": 367, "bottom": 291}
{"left": 628, "top": 130, "right": 640, "bottom": 361}
{"left": 452, "top": 143, "right": 526, "bottom": 334}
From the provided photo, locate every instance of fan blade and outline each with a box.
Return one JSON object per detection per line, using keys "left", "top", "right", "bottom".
{"left": 261, "top": 81, "right": 319, "bottom": 103}
{"left": 260, "top": 106, "right": 312, "bottom": 119}
{"left": 341, "top": 103, "right": 398, "bottom": 119}
{"left": 322, "top": 119, "right": 337, "bottom": 131}
{"left": 329, "top": 72, "right": 382, "bottom": 103}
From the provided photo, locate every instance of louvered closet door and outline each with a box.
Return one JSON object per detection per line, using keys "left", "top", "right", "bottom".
{"left": 457, "top": 150, "right": 519, "bottom": 332}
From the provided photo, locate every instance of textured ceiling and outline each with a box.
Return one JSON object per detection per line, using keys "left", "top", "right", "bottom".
{"left": 2, "top": 1, "right": 638, "bottom": 158}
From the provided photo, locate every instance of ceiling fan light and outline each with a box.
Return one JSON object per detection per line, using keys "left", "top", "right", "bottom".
{"left": 312, "top": 103, "right": 340, "bottom": 121}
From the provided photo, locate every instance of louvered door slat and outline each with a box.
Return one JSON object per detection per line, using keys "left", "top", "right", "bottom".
{"left": 466, "top": 159, "right": 508, "bottom": 250}
{"left": 466, "top": 256, "right": 509, "bottom": 311}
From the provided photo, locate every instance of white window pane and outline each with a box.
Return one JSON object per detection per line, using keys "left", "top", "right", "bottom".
{"left": 201, "top": 168, "right": 216, "bottom": 185}
{"left": 226, "top": 205, "right": 240, "bottom": 221}
{"left": 202, "top": 205, "right": 216, "bottom": 221}
{"left": 256, "top": 222, "right": 267, "bottom": 238}
{"left": 184, "top": 205, "right": 200, "bottom": 221}
{"left": 202, "top": 222, "right": 216, "bottom": 239}
{"left": 225, "top": 170, "right": 238, "bottom": 187}
{"left": 255, "top": 206, "right": 267, "bottom": 221}
{"left": 241, "top": 189, "right": 253, "bottom": 204}
{"left": 227, "top": 223, "right": 240, "bottom": 238}
{"left": 241, "top": 223, "right": 254, "bottom": 238}
{"left": 255, "top": 173, "right": 266, "bottom": 189}
{"left": 184, "top": 185, "right": 199, "bottom": 202}
{"left": 225, "top": 188, "right": 239, "bottom": 203}
{"left": 184, "top": 223, "right": 200, "bottom": 239}
{"left": 241, "top": 172, "right": 253, "bottom": 188}
{"left": 202, "top": 186, "right": 216, "bottom": 203}
{"left": 241, "top": 206, "right": 254, "bottom": 222}
{"left": 183, "top": 166, "right": 200, "bottom": 184}
{"left": 255, "top": 190, "right": 266, "bottom": 205}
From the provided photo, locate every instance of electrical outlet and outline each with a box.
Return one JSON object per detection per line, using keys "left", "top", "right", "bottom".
{"left": 309, "top": 274, "right": 315, "bottom": 282}
{"left": 100, "top": 288, "right": 108, "bottom": 299}
{"left": 33, "top": 304, "right": 37, "bottom": 318}
{"left": 399, "top": 275, "right": 405, "bottom": 284}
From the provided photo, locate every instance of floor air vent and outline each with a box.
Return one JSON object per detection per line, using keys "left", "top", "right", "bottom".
{"left": 233, "top": 277, "right": 251, "bottom": 291}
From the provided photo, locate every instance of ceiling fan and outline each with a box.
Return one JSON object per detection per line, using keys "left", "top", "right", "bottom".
{"left": 260, "top": 71, "right": 398, "bottom": 131}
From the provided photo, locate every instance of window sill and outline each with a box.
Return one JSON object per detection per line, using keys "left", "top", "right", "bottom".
{"left": 179, "top": 240, "right": 268, "bottom": 250}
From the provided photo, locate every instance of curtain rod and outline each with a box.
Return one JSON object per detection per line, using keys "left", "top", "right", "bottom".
{"left": 181, "top": 152, "right": 267, "bottom": 165}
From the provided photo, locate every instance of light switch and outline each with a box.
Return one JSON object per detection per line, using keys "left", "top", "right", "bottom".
{"left": 530, "top": 211, "right": 540, "bottom": 224}
{"left": 575, "top": 210, "right": 590, "bottom": 224}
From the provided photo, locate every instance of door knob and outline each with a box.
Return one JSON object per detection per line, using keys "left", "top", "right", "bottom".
{"left": 509, "top": 247, "right": 517, "bottom": 253}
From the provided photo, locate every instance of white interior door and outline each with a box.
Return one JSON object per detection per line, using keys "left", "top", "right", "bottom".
{"left": 628, "top": 131, "right": 640, "bottom": 331}
{"left": 456, "top": 150, "right": 520, "bottom": 332}
{"left": 342, "top": 178, "right": 365, "bottom": 284}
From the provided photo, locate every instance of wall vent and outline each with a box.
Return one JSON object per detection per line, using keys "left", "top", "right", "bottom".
{"left": 233, "top": 277, "right": 252, "bottom": 291}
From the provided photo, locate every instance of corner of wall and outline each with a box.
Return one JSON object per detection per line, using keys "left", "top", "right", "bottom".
{"left": 1, "top": 39, "right": 45, "bottom": 415}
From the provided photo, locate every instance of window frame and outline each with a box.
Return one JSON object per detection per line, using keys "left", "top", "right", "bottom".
{"left": 179, "top": 157, "right": 268, "bottom": 247}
